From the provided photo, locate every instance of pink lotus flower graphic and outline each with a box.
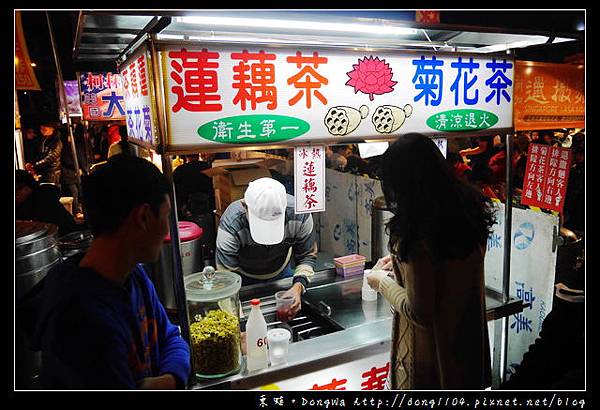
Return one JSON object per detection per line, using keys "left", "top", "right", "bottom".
{"left": 346, "top": 56, "right": 397, "bottom": 101}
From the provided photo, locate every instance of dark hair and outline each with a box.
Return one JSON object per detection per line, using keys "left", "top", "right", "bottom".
{"left": 15, "top": 170, "right": 38, "bottom": 190}
{"left": 332, "top": 144, "right": 352, "bottom": 154}
{"left": 118, "top": 125, "right": 128, "bottom": 141}
{"left": 81, "top": 156, "right": 170, "bottom": 236}
{"left": 73, "top": 123, "right": 85, "bottom": 138}
{"left": 380, "top": 133, "right": 496, "bottom": 263}
{"left": 446, "top": 151, "right": 462, "bottom": 165}
{"left": 468, "top": 161, "right": 494, "bottom": 185}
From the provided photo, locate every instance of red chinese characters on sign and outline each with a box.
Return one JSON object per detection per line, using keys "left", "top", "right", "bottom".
{"left": 302, "top": 157, "right": 319, "bottom": 210}
{"left": 304, "top": 361, "right": 390, "bottom": 390}
{"left": 137, "top": 55, "right": 148, "bottom": 97}
{"left": 286, "top": 51, "right": 328, "bottom": 108}
{"left": 416, "top": 10, "right": 440, "bottom": 24}
{"left": 121, "top": 56, "right": 148, "bottom": 99}
{"left": 521, "top": 143, "right": 572, "bottom": 213}
{"left": 361, "top": 363, "right": 390, "bottom": 390}
{"left": 121, "top": 67, "right": 131, "bottom": 98}
{"left": 231, "top": 50, "right": 277, "bottom": 111}
{"left": 169, "top": 48, "right": 222, "bottom": 112}
{"left": 295, "top": 146, "right": 325, "bottom": 214}
{"left": 129, "top": 61, "right": 139, "bottom": 97}
{"left": 310, "top": 378, "right": 347, "bottom": 390}
{"left": 303, "top": 161, "right": 317, "bottom": 177}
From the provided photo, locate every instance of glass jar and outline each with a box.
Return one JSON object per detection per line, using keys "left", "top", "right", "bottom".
{"left": 185, "top": 268, "right": 242, "bottom": 379}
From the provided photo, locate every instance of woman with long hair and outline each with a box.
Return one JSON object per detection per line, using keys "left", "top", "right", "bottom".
{"left": 367, "top": 133, "right": 496, "bottom": 389}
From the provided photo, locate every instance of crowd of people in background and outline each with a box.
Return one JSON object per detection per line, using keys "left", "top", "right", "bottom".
{"left": 316, "top": 129, "right": 585, "bottom": 237}
{"left": 20, "top": 120, "right": 141, "bottom": 221}
{"left": 447, "top": 129, "right": 585, "bottom": 236}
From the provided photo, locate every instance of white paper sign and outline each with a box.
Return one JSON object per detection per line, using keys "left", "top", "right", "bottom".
{"left": 294, "top": 145, "right": 325, "bottom": 214}
{"left": 432, "top": 137, "right": 448, "bottom": 158}
{"left": 160, "top": 44, "right": 514, "bottom": 150}
{"left": 358, "top": 142, "right": 389, "bottom": 159}
{"left": 120, "top": 46, "right": 158, "bottom": 146}
{"left": 484, "top": 202, "right": 558, "bottom": 380}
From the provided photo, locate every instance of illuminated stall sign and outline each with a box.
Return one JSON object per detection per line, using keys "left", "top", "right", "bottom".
{"left": 62, "top": 80, "right": 82, "bottom": 116}
{"left": 513, "top": 61, "right": 584, "bottom": 131}
{"left": 252, "top": 352, "right": 390, "bottom": 391}
{"left": 160, "top": 45, "right": 514, "bottom": 150}
{"left": 78, "top": 72, "right": 126, "bottom": 121}
{"left": 121, "top": 46, "right": 158, "bottom": 146}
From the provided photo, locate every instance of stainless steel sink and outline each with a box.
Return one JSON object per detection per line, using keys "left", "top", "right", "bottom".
{"left": 240, "top": 295, "right": 343, "bottom": 342}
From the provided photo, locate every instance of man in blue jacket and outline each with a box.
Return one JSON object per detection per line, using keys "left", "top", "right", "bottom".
{"left": 18, "top": 155, "right": 190, "bottom": 389}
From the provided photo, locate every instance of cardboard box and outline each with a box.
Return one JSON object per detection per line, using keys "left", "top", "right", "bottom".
{"left": 204, "top": 159, "right": 272, "bottom": 213}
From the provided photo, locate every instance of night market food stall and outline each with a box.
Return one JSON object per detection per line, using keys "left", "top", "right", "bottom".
{"left": 71, "top": 10, "right": 582, "bottom": 390}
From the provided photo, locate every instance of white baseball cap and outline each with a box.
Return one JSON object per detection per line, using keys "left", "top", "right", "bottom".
{"left": 244, "top": 177, "right": 288, "bottom": 245}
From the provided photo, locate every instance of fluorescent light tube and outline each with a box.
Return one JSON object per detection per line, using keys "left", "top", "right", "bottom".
{"left": 176, "top": 16, "right": 417, "bottom": 36}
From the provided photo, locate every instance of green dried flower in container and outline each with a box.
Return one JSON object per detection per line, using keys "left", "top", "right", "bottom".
{"left": 190, "top": 309, "right": 241, "bottom": 377}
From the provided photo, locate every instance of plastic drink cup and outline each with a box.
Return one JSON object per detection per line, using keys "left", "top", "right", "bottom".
{"left": 275, "top": 291, "right": 294, "bottom": 322}
{"left": 362, "top": 270, "right": 378, "bottom": 302}
{"left": 267, "top": 328, "right": 291, "bottom": 366}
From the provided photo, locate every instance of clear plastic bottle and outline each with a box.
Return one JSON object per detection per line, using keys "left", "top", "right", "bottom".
{"left": 245, "top": 298, "right": 269, "bottom": 371}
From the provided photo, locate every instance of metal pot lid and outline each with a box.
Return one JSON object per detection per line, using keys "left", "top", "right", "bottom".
{"left": 185, "top": 269, "right": 241, "bottom": 303}
{"left": 58, "top": 230, "right": 94, "bottom": 248}
{"left": 16, "top": 221, "right": 56, "bottom": 244}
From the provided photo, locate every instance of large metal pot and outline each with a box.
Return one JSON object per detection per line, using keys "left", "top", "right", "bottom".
{"left": 16, "top": 221, "right": 61, "bottom": 302}
{"left": 149, "top": 221, "right": 204, "bottom": 312}
{"left": 371, "top": 196, "right": 393, "bottom": 263}
{"left": 15, "top": 220, "right": 62, "bottom": 389}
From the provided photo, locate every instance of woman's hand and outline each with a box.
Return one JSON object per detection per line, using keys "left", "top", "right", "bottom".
{"left": 373, "top": 254, "right": 393, "bottom": 271}
{"left": 366, "top": 269, "right": 390, "bottom": 292}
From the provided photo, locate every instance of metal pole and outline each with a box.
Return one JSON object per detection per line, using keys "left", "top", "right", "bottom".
{"left": 161, "top": 154, "right": 190, "bottom": 337}
{"left": 499, "top": 132, "right": 514, "bottom": 385}
{"left": 148, "top": 36, "right": 191, "bottom": 352}
{"left": 46, "top": 12, "right": 80, "bottom": 183}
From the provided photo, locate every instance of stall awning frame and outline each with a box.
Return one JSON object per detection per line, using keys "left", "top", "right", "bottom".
{"left": 74, "top": 10, "right": 579, "bottom": 64}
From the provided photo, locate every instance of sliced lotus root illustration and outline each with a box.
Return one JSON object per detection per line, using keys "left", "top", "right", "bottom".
{"left": 324, "top": 105, "right": 369, "bottom": 136}
{"left": 372, "top": 104, "right": 413, "bottom": 134}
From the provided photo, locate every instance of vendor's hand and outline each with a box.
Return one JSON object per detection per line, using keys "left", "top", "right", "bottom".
{"left": 25, "top": 163, "right": 35, "bottom": 175}
{"left": 366, "top": 270, "right": 390, "bottom": 292}
{"left": 137, "top": 373, "right": 177, "bottom": 389}
{"left": 285, "top": 283, "right": 304, "bottom": 319}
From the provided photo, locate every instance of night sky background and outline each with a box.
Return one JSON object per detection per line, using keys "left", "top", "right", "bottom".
{"left": 15, "top": 10, "right": 585, "bottom": 129}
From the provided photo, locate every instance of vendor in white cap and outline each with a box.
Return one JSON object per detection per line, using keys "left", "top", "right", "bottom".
{"left": 215, "top": 177, "right": 317, "bottom": 317}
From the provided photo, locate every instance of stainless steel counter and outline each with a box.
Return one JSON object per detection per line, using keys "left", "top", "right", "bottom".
{"left": 192, "top": 268, "right": 524, "bottom": 390}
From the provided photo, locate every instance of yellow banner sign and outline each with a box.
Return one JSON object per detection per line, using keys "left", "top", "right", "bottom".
{"left": 15, "top": 11, "right": 41, "bottom": 91}
{"left": 513, "top": 61, "right": 584, "bottom": 130}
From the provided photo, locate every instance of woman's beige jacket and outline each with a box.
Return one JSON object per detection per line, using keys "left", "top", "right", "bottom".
{"left": 379, "top": 243, "right": 491, "bottom": 389}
